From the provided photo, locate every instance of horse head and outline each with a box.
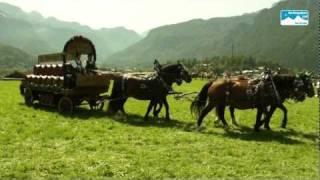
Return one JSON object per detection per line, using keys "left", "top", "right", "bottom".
{"left": 157, "top": 60, "right": 192, "bottom": 85}
{"left": 291, "top": 72, "right": 315, "bottom": 101}
{"left": 177, "top": 61, "right": 192, "bottom": 84}
{"left": 298, "top": 72, "right": 315, "bottom": 98}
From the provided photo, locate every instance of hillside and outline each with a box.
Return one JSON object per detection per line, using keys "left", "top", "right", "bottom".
{"left": 0, "top": 44, "right": 35, "bottom": 76}
{"left": 106, "top": 14, "right": 256, "bottom": 67}
{"left": 0, "top": 2, "right": 141, "bottom": 62}
{"left": 106, "top": 0, "right": 317, "bottom": 70}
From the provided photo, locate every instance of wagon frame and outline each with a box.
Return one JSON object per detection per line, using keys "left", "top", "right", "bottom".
{"left": 20, "top": 36, "right": 120, "bottom": 114}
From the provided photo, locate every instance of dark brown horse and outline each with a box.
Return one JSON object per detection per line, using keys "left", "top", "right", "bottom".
{"left": 225, "top": 73, "right": 315, "bottom": 129}
{"left": 261, "top": 73, "right": 314, "bottom": 129}
{"left": 190, "top": 73, "right": 311, "bottom": 131}
{"left": 107, "top": 60, "right": 192, "bottom": 120}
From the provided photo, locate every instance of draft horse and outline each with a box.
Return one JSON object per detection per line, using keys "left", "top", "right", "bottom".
{"left": 107, "top": 60, "right": 192, "bottom": 120}
{"left": 225, "top": 73, "right": 314, "bottom": 129}
{"left": 261, "top": 73, "right": 314, "bottom": 129}
{"left": 190, "top": 73, "right": 312, "bottom": 131}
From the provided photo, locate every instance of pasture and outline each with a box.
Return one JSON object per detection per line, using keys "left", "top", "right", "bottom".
{"left": 0, "top": 80, "right": 318, "bottom": 179}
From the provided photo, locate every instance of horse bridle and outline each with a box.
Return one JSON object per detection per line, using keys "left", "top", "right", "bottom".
{"left": 158, "top": 67, "right": 186, "bottom": 85}
{"left": 157, "top": 73, "right": 173, "bottom": 92}
{"left": 293, "top": 78, "right": 304, "bottom": 92}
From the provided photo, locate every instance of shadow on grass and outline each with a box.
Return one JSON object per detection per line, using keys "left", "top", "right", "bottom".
{"left": 20, "top": 103, "right": 317, "bottom": 145}
{"left": 213, "top": 125, "right": 316, "bottom": 145}
{"left": 19, "top": 102, "right": 195, "bottom": 130}
{"left": 19, "top": 103, "right": 109, "bottom": 120}
{"left": 110, "top": 113, "right": 196, "bottom": 131}
{"left": 93, "top": 110, "right": 316, "bottom": 145}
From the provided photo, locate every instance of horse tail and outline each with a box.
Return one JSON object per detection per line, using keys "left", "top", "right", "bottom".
{"left": 190, "top": 81, "right": 212, "bottom": 118}
{"left": 19, "top": 82, "right": 25, "bottom": 96}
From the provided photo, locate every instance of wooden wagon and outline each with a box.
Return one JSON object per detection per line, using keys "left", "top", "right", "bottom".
{"left": 20, "top": 36, "right": 121, "bottom": 114}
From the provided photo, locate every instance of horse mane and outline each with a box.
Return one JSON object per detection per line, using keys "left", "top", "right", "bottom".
{"left": 273, "top": 74, "right": 296, "bottom": 97}
{"left": 161, "top": 63, "right": 179, "bottom": 72}
{"left": 273, "top": 74, "right": 295, "bottom": 84}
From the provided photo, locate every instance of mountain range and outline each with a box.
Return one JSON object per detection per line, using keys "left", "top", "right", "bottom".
{"left": 0, "top": 0, "right": 317, "bottom": 73}
{"left": 0, "top": 2, "right": 141, "bottom": 69}
{"left": 106, "top": 0, "right": 317, "bottom": 70}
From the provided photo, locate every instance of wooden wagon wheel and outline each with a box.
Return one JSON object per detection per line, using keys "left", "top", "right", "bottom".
{"left": 89, "top": 99, "right": 104, "bottom": 111}
{"left": 58, "top": 96, "right": 74, "bottom": 115}
{"left": 24, "top": 88, "right": 34, "bottom": 106}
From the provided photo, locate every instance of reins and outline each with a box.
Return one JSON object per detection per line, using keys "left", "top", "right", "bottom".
{"left": 173, "top": 91, "right": 198, "bottom": 101}
{"left": 269, "top": 74, "right": 282, "bottom": 105}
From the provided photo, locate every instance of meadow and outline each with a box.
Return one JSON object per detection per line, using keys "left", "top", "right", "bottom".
{"left": 0, "top": 80, "right": 318, "bottom": 179}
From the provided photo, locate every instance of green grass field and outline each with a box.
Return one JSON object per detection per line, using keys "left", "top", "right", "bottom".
{"left": 0, "top": 80, "right": 318, "bottom": 179}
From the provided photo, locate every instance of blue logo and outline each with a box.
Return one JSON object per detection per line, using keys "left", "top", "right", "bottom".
{"left": 280, "top": 10, "right": 309, "bottom": 26}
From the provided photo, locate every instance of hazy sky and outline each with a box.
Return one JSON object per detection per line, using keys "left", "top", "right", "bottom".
{"left": 0, "top": 0, "right": 281, "bottom": 33}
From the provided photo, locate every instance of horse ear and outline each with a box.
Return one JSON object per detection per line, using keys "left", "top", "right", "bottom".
{"left": 154, "top": 59, "right": 161, "bottom": 71}
{"left": 177, "top": 60, "right": 181, "bottom": 64}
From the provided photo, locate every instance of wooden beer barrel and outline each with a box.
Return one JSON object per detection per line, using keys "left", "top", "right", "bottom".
{"left": 33, "top": 64, "right": 41, "bottom": 75}
{"left": 45, "top": 64, "right": 52, "bottom": 75}
{"left": 40, "top": 64, "right": 46, "bottom": 75}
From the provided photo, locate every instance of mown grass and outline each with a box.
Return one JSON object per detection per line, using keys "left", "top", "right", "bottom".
{"left": 0, "top": 80, "right": 318, "bottom": 179}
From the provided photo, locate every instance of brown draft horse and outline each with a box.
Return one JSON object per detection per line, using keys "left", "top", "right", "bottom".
{"left": 190, "top": 73, "right": 312, "bottom": 131}
{"left": 219, "top": 73, "right": 314, "bottom": 129}
{"left": 225, "top": 73, "right": 315, "bottom": 129}
{"left": 107, "top": 60, "right": 192, "bottom": 120}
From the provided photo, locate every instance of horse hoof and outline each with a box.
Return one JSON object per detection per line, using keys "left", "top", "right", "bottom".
{"left": 214, "top": 120, "right": 220, "bottom": 125}
{"left": 281, "top": 124, "right": 287, "bottom": 129}
{"left": 196, "top": 126, "right": 203, "bottom": 132}
{"left": 254, "top": 126, "right": 260, "bottom": 132}
{"left": 233, "top": 123, "right": 239, "bottom": 127}
{"left": 264, "top": 126, "right": 271, "bottom": 130}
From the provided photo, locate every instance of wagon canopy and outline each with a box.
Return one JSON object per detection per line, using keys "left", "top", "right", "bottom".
{"left": 37, "top": 36, "right": 97, "bottom": 65}
{"left": 63, "top": 35, "right": 97, "bottom": 64}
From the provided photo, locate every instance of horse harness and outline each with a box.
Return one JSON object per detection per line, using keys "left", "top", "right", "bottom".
{"left": 121, "top": 72, "right": 173, "bottom": 95}
{"left": 224, "top": 73, "right": 282, "bottom": 106}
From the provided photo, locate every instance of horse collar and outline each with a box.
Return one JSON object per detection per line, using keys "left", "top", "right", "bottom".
{"left": 158, "top": 75, "right": 173, "bottom": 92}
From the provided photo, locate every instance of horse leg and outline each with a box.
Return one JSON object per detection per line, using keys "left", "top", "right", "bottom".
{"left": 278, "top": 104, "right": 288, "bottom": 128}
{"left": 152, "top": 103, "right": 158, "bottom": 117}
{"left": 144, "top": 100, "right": 155, "bottom": 121}
{"left": 153, "top": 100, "right": 163, "bottom": 118}
{"left": 197, "top": 102, "right": 215, "bottom": 127}
{"left": 214, "top": 109, "right": 220, "bottom": 125}
{"left": 217, "top": 105, "right": 228, "bottom": 128}
{"left": 118, "top": 98, "right": 127, "bottom": 115}
{"left": 163, "top": 97, "right": 170, "bottom": 121}
{"left": 263, "top": 105, "right": 277, "bottom": 130}
{"left": 254, "top": 107, "right": 264, "bottom": 132}
{"left": 229, "top": 106, "right": 238, "bottom": 126}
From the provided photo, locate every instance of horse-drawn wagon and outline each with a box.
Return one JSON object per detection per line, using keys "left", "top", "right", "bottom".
{"left": 20, "top": 36, "right": 121, "bottom": 114}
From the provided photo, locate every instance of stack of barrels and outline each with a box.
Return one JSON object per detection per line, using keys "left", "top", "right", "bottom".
{"left": 26, "top": 64, "right": 64, "bottom": 88}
